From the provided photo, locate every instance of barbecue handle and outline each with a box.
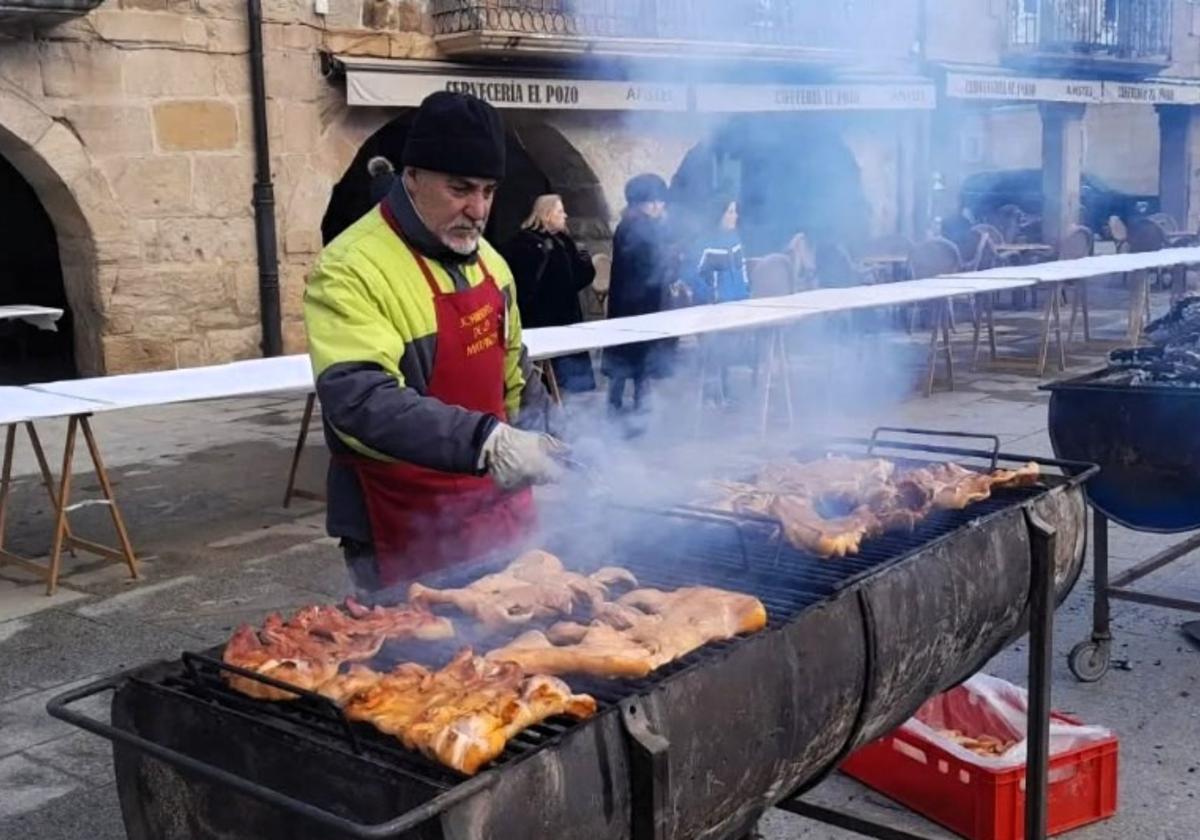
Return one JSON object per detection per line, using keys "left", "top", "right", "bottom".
{"left": 867, "top": 426, "right": 1002, "bottom": 468}
{"left": 46, "top": 676, "right": 498, "bottom": 839}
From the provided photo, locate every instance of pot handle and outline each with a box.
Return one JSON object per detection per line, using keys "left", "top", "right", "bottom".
{"left": 868, "top": 426, "right": 1001, "bottom": 469}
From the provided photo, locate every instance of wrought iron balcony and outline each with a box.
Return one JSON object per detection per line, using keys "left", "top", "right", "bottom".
{"left": 429, "top": 0, "right": 911, "bottom": 66}
{"left": 0, "top": 0, "right": 103, "bottom": 27}
{"left": 1005, "top": 0, "right": 1172, "bottom": 76}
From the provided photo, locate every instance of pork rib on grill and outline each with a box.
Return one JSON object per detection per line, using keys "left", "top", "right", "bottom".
{"left": 223, "top": 602, "right": 454, "bottom": 701}
{"left": 319, "top": 650, "right": 597, "bottom": 775}
{"left": 409, "top": 550, "right": 638, "bottom": 629}
{"left": 485, "top": 586, "right": 769, "bottom": 679}
{"left": 703, "top": 456, "right": 1040, "bottom": 558}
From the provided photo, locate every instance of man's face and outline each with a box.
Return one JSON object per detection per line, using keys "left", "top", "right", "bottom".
{"left": 406, "top": 168, "right": 498, "bottom": 255}
{"left": 645, "top": 200, "right": 667, "bottom": 220}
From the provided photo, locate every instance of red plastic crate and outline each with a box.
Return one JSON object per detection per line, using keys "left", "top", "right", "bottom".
{"left": 840, "top": 709, "right": 1119, "bottom": 840}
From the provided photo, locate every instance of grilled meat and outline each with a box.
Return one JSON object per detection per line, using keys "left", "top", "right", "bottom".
{"left": 223, "top": 603, "right": 453, "bottom": 701}
{"left": 703, "top": 457, "right": 1041, "bottom": 558}
{"left": 323, "top": 649, "right": 596, "bottom": 775}
{"left": 409, "top": 550, "right": 638, "bottom": 629}
{"left": 486, "top": 586, "right": 768, "bottom": 679}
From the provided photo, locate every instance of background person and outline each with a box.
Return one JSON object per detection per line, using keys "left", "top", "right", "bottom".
{"left": 501, "top": 194, "right": 597, "bottom": 392}
{"left": 602, "top": 173, "right": 672, "bottom": 419}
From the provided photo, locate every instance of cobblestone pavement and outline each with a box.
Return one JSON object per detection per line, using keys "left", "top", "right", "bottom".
{"left": 2, "top": 284, "right": 1197, "bottom": 839}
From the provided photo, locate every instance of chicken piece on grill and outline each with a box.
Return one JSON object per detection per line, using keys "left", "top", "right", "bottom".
{"left": 899, "top": 461, "right": 1039, "bottom": 510}
{"left": 757, "top": 457, "right": 896, "bottom": 506}
{"left": 487, "top": 625, "right": 658, "bottom": 679}
{"left": 768, "top": 495, "right": 877, "bottom": 558}
{"left": 335, "top": 649, "right": 596, "bottom": 775}
{"left": 487, "top": 586, "right": 769, "bottom": 678}
{"left": 409, "top": 550, "right": 638, "bottom": 629}
{"left": 223, "top": 603, "right": 453, "bottom": 701}
{"left": 703, "top": 457, "right": 1040, "bottom": 558}
{"left": 341, "top": 598, "right": 455, "bottom": 641}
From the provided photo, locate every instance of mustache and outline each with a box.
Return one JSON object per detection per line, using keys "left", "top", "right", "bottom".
{"left": 449, "top": 219, "right": 485, "bottom": 234}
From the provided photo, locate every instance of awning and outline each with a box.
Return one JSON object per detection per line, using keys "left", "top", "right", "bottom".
{"left": 941, "top": 65, "right": 1200, "bottom": 105}
{"left": 335, "top": 57, "right": 935, "bottom": 114}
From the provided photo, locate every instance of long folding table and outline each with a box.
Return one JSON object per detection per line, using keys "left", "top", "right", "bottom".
{"left": 5, "top": 245, "right": 1197, "bottom": 593}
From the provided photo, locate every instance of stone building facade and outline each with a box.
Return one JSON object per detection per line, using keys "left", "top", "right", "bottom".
{"left": 1, "top": 0, "right": 1198, "bottom": 378}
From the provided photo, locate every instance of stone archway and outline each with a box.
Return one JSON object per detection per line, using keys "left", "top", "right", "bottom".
{"left": 0, "top": 88, "right": 109, "bottom": 375}
{"left": 509, "top": 119, "right": 611, "bottom": 247}
{"left": 671, "top": 114, "right": 869, "bottom": 258}
{"left": 320, "top": 112, "right": 610, "bottom": 251}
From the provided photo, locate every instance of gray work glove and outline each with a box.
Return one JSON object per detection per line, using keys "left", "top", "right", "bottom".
{"left": 480, "top": 423, "right": 568, "bottom": 491}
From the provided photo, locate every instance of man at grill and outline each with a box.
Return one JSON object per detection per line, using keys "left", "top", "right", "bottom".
{"left": 304, "top": 91, "right": 565, "bottom": 594}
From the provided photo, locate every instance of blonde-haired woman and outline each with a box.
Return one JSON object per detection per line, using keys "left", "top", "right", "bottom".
{"left": 501, "top": 194, "right": 597, "bottom": 391}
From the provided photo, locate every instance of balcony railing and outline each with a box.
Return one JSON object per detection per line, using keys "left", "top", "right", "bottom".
{"left": 430, "top": 0, "right": 904, "bottom": 62}
{"left": 1006, "top": 0, "right": 1171, "bottom": 69}
{"left": 0, "top": 0, "right": 103, "bottom": 27}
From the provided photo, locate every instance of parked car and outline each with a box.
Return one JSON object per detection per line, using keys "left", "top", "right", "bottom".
{"left": 959, "top": 169, "right": 1158, "bottom": 238}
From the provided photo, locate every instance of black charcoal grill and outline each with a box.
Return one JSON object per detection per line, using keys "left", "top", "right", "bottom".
{"left": 1043, "top": 367, "right": 1200, "bottom": 682}
{"left": 48, "top": 431, "right": 1095, "bottom": 840}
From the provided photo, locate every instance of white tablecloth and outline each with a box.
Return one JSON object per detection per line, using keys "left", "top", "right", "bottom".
{"left": 0, "top": 305, "right": 64, "bottom": 332}
{"left": 29, "top": 356, "right": 315, "bottom": 410}
{"left": 0, "top": 386, "right": 112, "bottom": 425}
{"left": 950, "top": 246, "right": 1200, "bottom": 284}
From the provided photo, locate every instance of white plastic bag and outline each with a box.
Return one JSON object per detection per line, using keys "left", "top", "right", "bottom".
{"left": 901, "top": 673, "right": 1114, "bottom": 770}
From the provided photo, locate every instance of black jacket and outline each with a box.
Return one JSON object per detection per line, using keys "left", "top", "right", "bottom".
{"left": 603, "top": 212, "right": 675, "bottom": 379}
{"left": 501, "top": 229, "right": 595, "bottom": 329}
{"left": 607, "top": 213, "right": 671, "bottom": 319}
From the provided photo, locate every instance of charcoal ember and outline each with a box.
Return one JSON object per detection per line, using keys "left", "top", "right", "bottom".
{"left": 1107, "top": 297, "right": 1200, "bottom": 386}
{"left": 1144, "top": 295, "right": 1200, "bottom": 346}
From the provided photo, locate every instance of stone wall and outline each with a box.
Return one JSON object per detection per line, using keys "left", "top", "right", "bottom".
{"left": 0, "top": 0, "right": 427, "bottom": 374}
{"left": 1, "top": 0, "right": 1195, "bottom": 376}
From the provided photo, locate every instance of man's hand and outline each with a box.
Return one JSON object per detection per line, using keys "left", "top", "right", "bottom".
{"left": 481, "top": 423, "right": 568, "bottom": 491}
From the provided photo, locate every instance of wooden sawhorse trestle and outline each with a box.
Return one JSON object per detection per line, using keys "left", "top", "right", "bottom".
{"left": 0, "top": 415, "right": 139, "bottom": 596}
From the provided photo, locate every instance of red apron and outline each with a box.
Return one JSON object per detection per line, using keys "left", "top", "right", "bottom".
{"left": 346, "top": 208, "right": 536, "bottom": 588}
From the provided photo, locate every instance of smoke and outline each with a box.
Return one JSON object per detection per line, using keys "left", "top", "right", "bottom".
{"left": 494, "top": 2, "right": 941, "bottom": 573}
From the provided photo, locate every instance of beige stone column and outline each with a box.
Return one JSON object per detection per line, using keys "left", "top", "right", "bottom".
{"left": 1039, "top": 102, "right": 1086, "bottom": 247}
{"left": 1157, "top": 104, "right": 1198, "bottom": 230}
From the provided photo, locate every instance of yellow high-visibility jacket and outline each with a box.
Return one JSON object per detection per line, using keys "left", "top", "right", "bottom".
{"left": 304, "top": 202, "right": 545, "bottom": 543}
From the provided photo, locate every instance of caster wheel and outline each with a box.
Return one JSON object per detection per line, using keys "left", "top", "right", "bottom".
{"left": 1068, "top": 639, "right": 1110, "bottom": 683}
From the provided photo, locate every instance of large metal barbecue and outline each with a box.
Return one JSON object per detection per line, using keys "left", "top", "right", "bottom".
{"left": 1044, "top": 369, "right": 1200, "bottom": 682}
{"left": 49, "top": 432, "right": 1094, "bottom": 840}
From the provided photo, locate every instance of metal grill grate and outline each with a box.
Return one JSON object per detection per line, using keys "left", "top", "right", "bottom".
{"left": 162, "top": 477, "right": 1050, "bottom": 789}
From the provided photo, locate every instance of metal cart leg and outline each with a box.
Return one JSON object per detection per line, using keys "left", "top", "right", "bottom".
{"left": 1069, "top": 509, "right": 1112, "bottom": 682}
{"left": 1025, "top": 511, "right": 1056, "bottom": 840}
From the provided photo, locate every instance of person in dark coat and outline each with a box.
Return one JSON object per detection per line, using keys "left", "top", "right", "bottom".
{"left": 602, "top": 173, "right": 671, "bottom": 414}
{"left": 501, "top": 194, "right": 597, "bottom": 392}
{"left": 683, "top": 199, "right": 750, "bottom": 407}
{"left": 367, "top": 155, "right": 396, "bottom": 203}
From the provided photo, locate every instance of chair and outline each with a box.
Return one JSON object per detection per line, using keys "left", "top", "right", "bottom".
{"left": 1127, "top": 217, "right": 1167, "bottom": 340}
{"left": 971, "top": 222, "right": 1006, "bottom": 243}
{"left": 989, "top": 204, "right": 1024, "bottom": 243}
{"left": 1060, "top": 225, "right": 1095, "bottom": 345}
{"left": 748, "top": 253, "right": 794, "bottom": 299}
{"left": 1107, "top": 215, "right": 1129, "bottom": 252}
{"left": 590, "top": 252, "right": 612, "bottom": 317}
{"left": 909, "top": 237, "right": 962, "bottom": 396}
{"left": 783, "top": 233, "right": 819, "bottom": 291}
{"left": 815, "top": 244, "right": 875, "bottom": 289}
{"left": 858, "top": 234, "right": 913, "bottom": 283}
{"left": 1149, "top": 212, "right": 1179, "bottom": 232}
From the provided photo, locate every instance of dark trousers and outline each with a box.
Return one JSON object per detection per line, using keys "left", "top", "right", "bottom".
{"left": 607, "top": 374, "right": 648, "bottom": 412}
